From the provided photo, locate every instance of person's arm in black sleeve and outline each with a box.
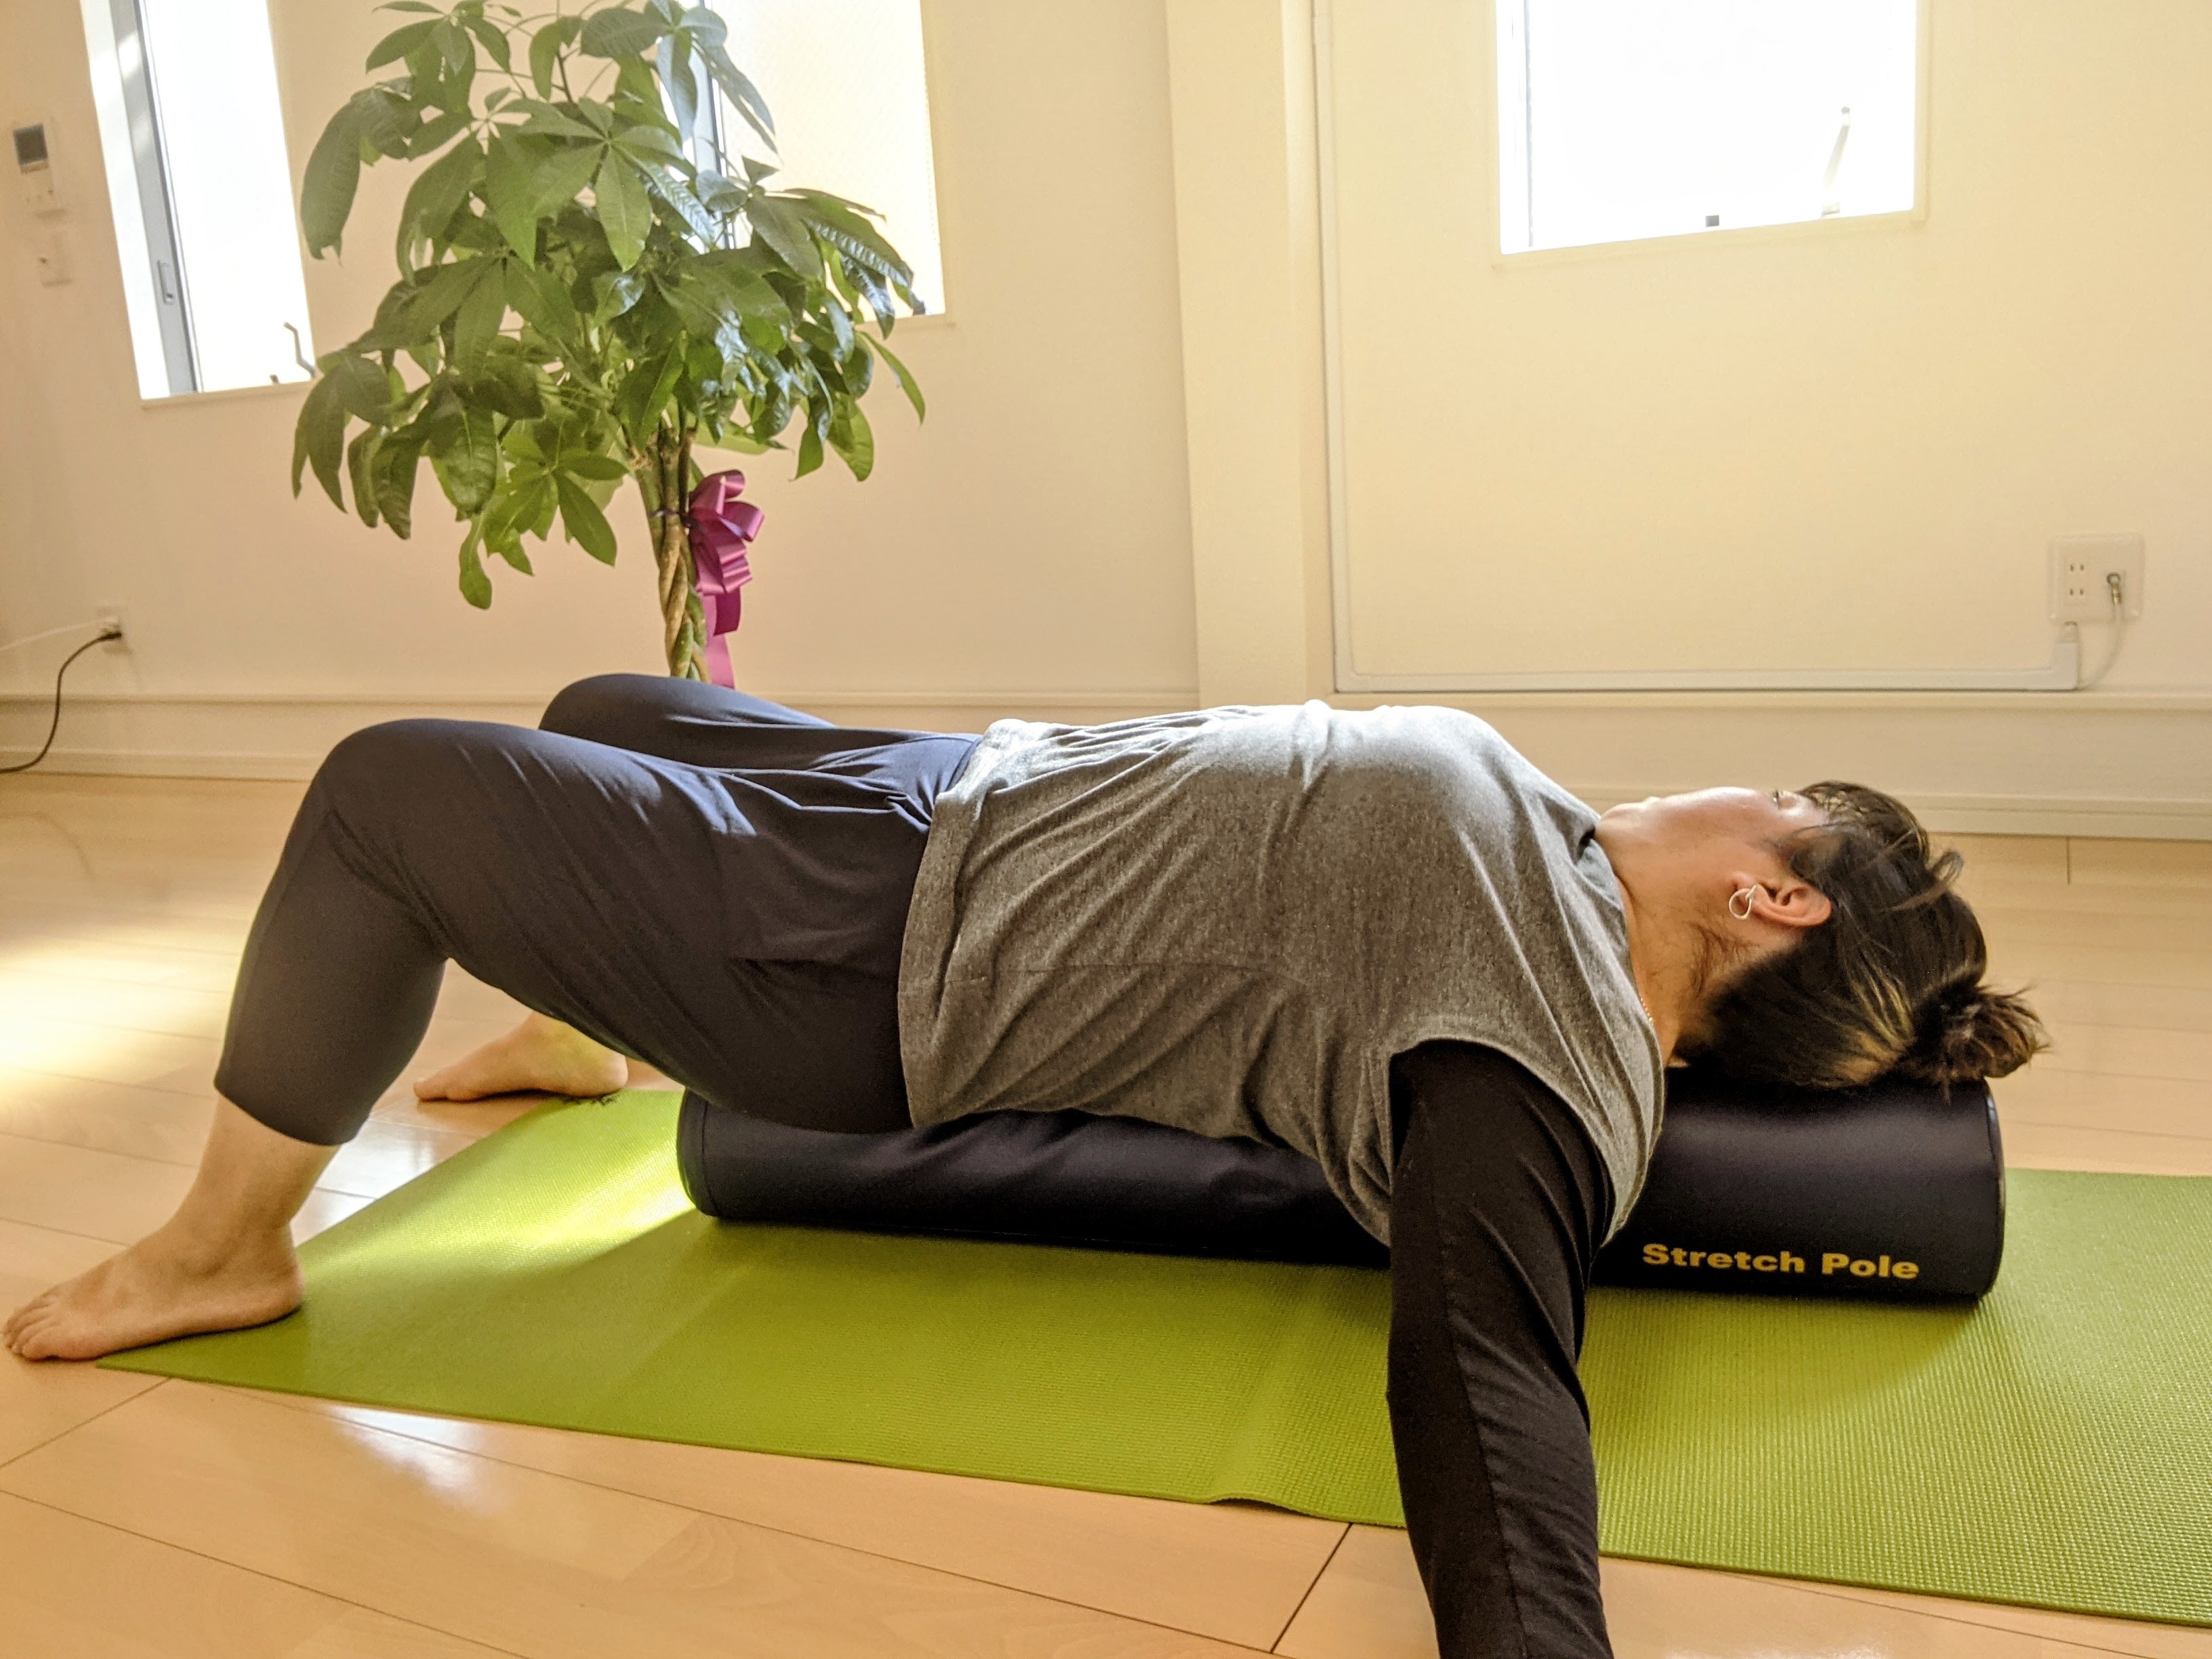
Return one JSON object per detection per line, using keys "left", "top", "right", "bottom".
{"left": 1386, "top": 1040, "right": 1617, "bottom": 1659}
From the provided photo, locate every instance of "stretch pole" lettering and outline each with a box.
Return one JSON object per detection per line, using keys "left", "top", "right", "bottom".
{"left": 1639, "top": 1242, "right": 1919, "bottom": 1281}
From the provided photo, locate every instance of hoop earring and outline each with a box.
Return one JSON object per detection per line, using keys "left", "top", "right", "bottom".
{"left": 1728, "top": 886, "right": 1759, "bottom": 921}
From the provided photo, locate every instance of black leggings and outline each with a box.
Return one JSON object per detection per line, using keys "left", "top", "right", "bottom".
{"left": 217, "top": 676, "right": 1612, "bottom": 1658}
{"left": 214, "top": 675, "right": 973, "bottom": 1143}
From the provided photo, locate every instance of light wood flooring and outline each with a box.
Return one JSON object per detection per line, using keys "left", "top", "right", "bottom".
{"left": 1, "top": 772, "right": 2207, "bottom": 1659}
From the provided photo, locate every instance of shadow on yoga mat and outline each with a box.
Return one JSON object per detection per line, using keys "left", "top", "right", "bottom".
{"left": 104, "top": 1090, "right": 2212, "bottom": 1628}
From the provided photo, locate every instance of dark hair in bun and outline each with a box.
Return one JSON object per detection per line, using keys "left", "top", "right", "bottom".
{"left": 1906, "top": 979, "right": 2048, "bottom": 1086}
{"left": 1692, "top": 781, "right": 2047, "bottom": 1090}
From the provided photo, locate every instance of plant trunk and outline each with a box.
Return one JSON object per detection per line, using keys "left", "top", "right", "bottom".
{"left": 641, "top": 428, "right": 706, "bottom": 679}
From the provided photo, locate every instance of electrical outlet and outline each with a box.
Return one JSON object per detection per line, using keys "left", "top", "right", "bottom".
{"left": 94, "top": 605, "right": 127, "bottom": 647}
{"left": 2048, "top": 535, "right": 2145, "bottom": 623}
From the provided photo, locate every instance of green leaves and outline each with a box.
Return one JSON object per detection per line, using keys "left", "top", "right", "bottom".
{"left": 292, "top": 375, "right": 347, "bottom": 506}
{"left": 482, "top": 136, "right": 600, "bottom": 258}
{"left": 470, "top": 419, "right": 627, "bottom": 594}
{"left": 695, "top": 26, "right": 775, "bottom": 148}
{"left": 382, "top": 257, "right": 483, "bottom": 345}
{"left": 457, "top": 344, "right": 546, "bottom": 419}
{"left": 370, "top": 434, "right": 423, "bottom": 535}
{"left": 506, "top": 101, "right": 600, "bottom": 140}
{"left": 790, "top": 191, "right": 916, "bottom": 299}
{"left": 564, "top": 452, "right": 630, "bottom": 482}
{"left": 405, "top": 107, "right": 473, "bottom": 159}
{"left": 293, "top": 0, "right": 930, "bottom": 623}
{"left": 432, "top": 411, "right": 500, "bottom": 513}
{"left": 462, "top": 14, "right": 510, "bottom": 70}
{"left": 577, "top": 7, "right": 664, "bottom": 58}
{"left": 829, "top": 401, "right": 874, "bottom": 481}
{"left": 529, "top": 16, "right": 581, "bottom": 96}
{"left": 594, "top": 151, "right": 652, "bottom": 269}
{"left": 555, "top": 474, "right": 619, "bottom": 562}
{"left": 663, "top": 49, "right": 701, "bottom": 140}
{"left": 743, "top": 196, "right": 821, "bottom": 283}
{"left": 300, "top": 106, "right": 365, "bottom": 255}
{"left": 395, "top": 134, "right": 480, "bottom": 268}
{"left": 457, "top": 530, "right": 494, "bottom": 607}
{"left": 320, "top": 353, "right": 388, "bottom": 422}
{"left": 614, "top": 343, "right": 683, "bottom": 440}
{"left": 346, "top": 429, "right": 384, "bottom": 527}
{"left": 482, "top": 140, "right": 539, "bottom": 259}
{"left": 365, "top": 18, "right": 438, "bottom": 69}
{"left": 449, "top": 262, "right": 508, "bottom": 373}
{"left": 865, "top": 334, "right": 925, "bottom": 420}
{"left": 506, "top": 259, "right": 583, "bottom": 350}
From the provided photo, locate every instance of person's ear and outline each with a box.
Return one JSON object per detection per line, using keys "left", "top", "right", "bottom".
{"left": 1730, "top": 871, "right": 1832, "bottom": 931}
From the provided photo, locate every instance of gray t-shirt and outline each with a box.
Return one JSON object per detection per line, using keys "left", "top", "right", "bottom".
{"left": 897, "top": 703, "right": 1664, "bottom": 1244}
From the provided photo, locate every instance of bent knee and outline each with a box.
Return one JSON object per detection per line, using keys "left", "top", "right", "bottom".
{"left": 540, "top": 674, "right": 665, "bottom": 743}
{"left": 312, "top": 718, "right": 511, "bottom": 814}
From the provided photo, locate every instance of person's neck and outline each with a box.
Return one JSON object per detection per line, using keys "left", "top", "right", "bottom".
{"left": 1612, "top": 882, "right": 1698, "bottom": 1064}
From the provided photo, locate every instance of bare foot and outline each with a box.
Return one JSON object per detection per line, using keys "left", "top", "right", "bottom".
{"left": 413, "top": 1012, "right": 630, "bottom": 1102}
{"left": 3, "top": 1227, "right": 302, "bottom": 1362}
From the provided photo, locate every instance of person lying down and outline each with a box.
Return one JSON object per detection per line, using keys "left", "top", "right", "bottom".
{"left": 3, "top": 674, "right": 2043, "bottom": 1658}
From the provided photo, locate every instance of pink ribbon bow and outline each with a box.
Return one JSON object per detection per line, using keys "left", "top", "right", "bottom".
{"left": 683, "top": 470, "right": 763, "bottom": 687}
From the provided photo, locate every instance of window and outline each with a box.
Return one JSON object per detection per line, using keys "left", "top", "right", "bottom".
{"left": 1496, "top": 0, "right": 1919, "bottom": 255}
{"left": 81, "top": 0, "right": 314, "bottom": 396}
{"left": 707, "top": 0, "right": 947, "bottom": 312}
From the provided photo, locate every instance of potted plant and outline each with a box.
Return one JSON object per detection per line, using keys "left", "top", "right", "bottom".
{"left": 290, "top": 0, "right": 926, "bottom": 678}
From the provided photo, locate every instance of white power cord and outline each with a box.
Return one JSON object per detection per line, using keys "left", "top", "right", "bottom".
{"left": 0, "top": 619, "right": 115, "bottom": 657}
{"left": 2074, "top": 571, "right": 2131, "bottom": 689}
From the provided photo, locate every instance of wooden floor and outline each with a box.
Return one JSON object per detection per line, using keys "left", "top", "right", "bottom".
{"left": 1, "top": 772, "right": 2207, "bottom": 1659}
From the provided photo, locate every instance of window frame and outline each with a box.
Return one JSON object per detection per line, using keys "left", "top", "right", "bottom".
{"left": 106, "top": 0, "right": 199, "bottom": 394}
{"left": 1485, "top": 0, "right": 1935, "bottom": 269}
{"left": 698, "top": 0, "right": 952, "bottom": 319}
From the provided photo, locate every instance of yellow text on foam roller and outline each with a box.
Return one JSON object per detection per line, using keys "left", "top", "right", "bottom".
{"left": 1639, "top": 1243, "right": 1919, "bottom": 1281}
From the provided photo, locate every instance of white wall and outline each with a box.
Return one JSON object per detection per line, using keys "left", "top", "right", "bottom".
{"left": 0, "top": 0, "right": 1202, "bottom": 771}
{"left": 1162, "top": 0, "right": 2211, "bottom": 836}
{"left": 1327, "top": 0, "right": 2212, "bottom": 689}
{"left": 3, "top": 0, "right": 2208, "bottom": 834}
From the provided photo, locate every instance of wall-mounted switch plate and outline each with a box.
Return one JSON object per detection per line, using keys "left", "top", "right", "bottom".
{"left": 2048, "top": 534, "right": 2146, "bottom": 623}
{"left": 13, "top": 122, "right": 62, "bottom": 216}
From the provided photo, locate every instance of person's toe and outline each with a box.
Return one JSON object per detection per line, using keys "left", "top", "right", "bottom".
{"left": 413, "top": 1065, "right": 478, "bottom": 1102}
{"left": 3, "top": 1294, "right": 49, "bottom": 1345}
{"left": 21, "top": 1324, "right": 74, "bottom": 1361}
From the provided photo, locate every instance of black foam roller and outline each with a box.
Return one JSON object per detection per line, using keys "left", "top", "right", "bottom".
{"left": 1593, "top": 1070, "right": 2005, "bottom": 1300}
{"left": 677, "top": 1099, "right": 1388, "bottom": 1266}
{"left": 676, "top": 1067, "right": 2004, "bottom": 1301}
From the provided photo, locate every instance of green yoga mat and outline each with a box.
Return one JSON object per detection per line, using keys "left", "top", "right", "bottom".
{"left": 106, "top": 1090, "right": 2212, "bottom": 1627}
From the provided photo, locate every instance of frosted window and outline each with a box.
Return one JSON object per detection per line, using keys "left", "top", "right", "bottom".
{"left": 138, "top": 0, "right": 314, "bottom": 389}
{"left": 81, "top": 0, "right": 313, "bottom": 397}
{"left": 709, "top": 0, "right": 947, "bottom": 312}
{"left": 1498, "top": 0, "right": 1919, "bottom": 254}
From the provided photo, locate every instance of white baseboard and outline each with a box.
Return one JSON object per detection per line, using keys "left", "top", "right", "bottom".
{"left": 0, "top": 688, "right": 1197, "bottom": 785}
{"left": 0, "top": 693, "right": 548, "bottom": 784}
{"left": 5, "top": 687, "right": 2207, "bottom": 840}
{"left": 1570, "top": 786, "right": 2212, "bottom": 841}
{"left": 0, "top": 747, "right": 329, "bottom": 783}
